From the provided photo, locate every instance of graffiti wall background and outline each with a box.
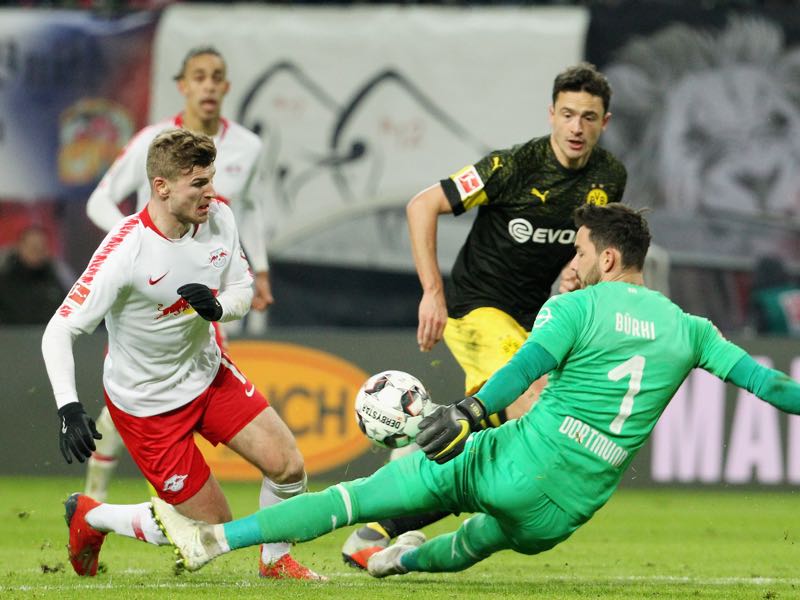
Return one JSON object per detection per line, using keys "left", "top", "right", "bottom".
{"left": 587, "top": 4, "right": 800, "bottom": 269}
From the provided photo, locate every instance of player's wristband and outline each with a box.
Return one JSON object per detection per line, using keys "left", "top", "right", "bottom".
{"left": 486, "top": 408, "right": 508, "bottom": 428}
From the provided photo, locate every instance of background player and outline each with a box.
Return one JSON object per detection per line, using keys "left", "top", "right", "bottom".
{"left": 45, "top": 130, "right": 322, "bottom": 580}
{"left": 342, "top": 62, "right": 627, "bottom": 567}
{"left": 152, "top": 202, "right": 800, "bottom": 577}
{"left": 83, "top": 46, "right": 271, "bottom": 514}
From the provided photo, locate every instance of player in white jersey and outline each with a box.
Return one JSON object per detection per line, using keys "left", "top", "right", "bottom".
{"left": 43, "top": 129, "right": 324, "bottom": 580}
{"left": 83, "top": 47, "right": 273, "bottom": 518}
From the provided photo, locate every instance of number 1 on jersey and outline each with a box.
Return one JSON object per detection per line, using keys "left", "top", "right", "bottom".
{"left": 608, "top": 355, "right": 646, "bottom": 434}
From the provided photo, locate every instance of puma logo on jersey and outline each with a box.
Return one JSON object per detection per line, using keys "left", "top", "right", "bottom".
{"left": 530, "top": 187, "right": 550, "bottom": 203}
{"left": 491, "top": 156, "right": 503, "bottom": 171}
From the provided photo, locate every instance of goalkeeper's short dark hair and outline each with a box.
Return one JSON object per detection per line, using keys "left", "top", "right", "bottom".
{"left": 573, "top": 204, "right": 651, "bottom": 271}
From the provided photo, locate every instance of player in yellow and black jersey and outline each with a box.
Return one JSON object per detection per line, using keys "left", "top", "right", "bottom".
{"left": 444, "top": 134, "right": 626, "bottom": 339}
{"left": 341, "top": 63, "right": 627, "bottom": 569}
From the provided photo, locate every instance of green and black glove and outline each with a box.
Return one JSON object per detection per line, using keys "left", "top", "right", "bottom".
{"left": 416, "top": 396, "right": 488, "bottom": 464}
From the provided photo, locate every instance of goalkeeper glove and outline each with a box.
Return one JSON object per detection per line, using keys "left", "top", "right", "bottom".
{"left": 416, "top": 396, "right": 488, "bottom": 464}
{"left": 177, "top": 283, "right": 223, "bottom": 321}
{"left": 58, "top": 402, "right": 102, "bottom": 464}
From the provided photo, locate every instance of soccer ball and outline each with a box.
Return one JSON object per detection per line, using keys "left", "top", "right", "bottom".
{"left": 355, "top": 370, "right": 435, "bottom": 449}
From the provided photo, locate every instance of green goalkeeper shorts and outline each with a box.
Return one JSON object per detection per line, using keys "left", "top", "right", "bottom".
{"left": 348, "top": 419, "right": 584, "bottom": 555}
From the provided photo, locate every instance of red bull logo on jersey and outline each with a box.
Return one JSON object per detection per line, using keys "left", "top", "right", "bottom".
{"left": 209, "top": 247, "right": 229, "bottom": 269}
{"left": 156, "top": 297, "right": 192, "bottom": 320}
{"left": 163, "top": 474, "right": 188, "bottom": 493}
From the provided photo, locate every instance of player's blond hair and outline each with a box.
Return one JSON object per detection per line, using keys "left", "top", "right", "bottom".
{"left": 146, "top": 128, "right": 216, "bottom": 183}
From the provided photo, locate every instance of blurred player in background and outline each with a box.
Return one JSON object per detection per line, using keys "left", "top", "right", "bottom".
{"left": 342, "top": 62, "right": 627, "bottom": 567}
{"left": 45, "top": 130, "right": 322, "bottom": 580}
{"left": 153, "top": 203, "right": 800, "bottom": 578}
{"left": 84, "top": 46, "right": 272, "bottom": 511}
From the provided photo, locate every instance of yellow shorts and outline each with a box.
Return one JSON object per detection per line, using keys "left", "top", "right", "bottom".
{"left": 443, "top": 307, "right": 529, "bottom": 396}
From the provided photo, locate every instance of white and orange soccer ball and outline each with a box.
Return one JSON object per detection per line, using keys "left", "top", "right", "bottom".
{"left": 354, "top": 370, "right": 435, "bottom": 449}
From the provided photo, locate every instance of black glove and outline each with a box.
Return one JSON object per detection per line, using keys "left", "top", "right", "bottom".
{"left": 416, "top": 396, "right": 488, "bottom": 464}
{"left": 58, "top": 402, "right": 102, "bottom": 465}
{"left": 177, "top": 283, "right": 223, "bottom": 321}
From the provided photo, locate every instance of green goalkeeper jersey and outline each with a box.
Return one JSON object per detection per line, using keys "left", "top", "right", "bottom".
{"left": 478, "top": 281, "right": 746, "bottom": 520}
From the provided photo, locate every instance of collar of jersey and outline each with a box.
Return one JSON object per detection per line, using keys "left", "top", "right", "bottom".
{"left": 173, "top": 113, "right": 229, "bottom": 142}
{"left": 139, "top": 207, "right": 199, "bottom": 242}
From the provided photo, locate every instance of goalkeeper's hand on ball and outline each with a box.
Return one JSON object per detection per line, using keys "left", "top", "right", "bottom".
{"left": 416, "top": 396, "right": 488, "bottom": 464}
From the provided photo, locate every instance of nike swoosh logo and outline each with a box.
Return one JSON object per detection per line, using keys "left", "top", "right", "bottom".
{"left": 61, "top": 417, "right": 67, "bottom": 434}
{"left": 149, "top": 272, "right": 169, "bottom": 285}
{"left": 245, "top": 385, "right": 255, "bottom": 397}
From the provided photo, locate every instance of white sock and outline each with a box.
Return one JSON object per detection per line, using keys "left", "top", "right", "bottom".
{"left": 259, "top": 474, "right": 307, "bottom": 563}
{"left": 84, "top": 407, "right": 124, "bottom": 502}
{"left": 86, "top": 502, "right": 169, "bottom": 545}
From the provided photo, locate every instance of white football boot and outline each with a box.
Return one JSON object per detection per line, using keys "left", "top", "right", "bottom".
{"left": 367, "top": 530, "right": 426, "bottom": 578}
{"left": 150, "top": 497, "right": 226, "bottom": 571}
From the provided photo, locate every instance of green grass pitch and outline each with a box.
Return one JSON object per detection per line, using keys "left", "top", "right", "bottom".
{"left": 1, "top": 475, "right": 798, "bottom": 599}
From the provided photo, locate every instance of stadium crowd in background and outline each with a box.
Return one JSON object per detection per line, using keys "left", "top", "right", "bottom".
{"left": 43, "top": 128, "right": 323, "bottom": 580}
{"left": 0, "top": 225, "right": 72, "bottom": 325}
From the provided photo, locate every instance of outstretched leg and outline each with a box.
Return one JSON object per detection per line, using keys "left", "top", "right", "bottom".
{"left": 403, "top": 514, "right": 509, "bottom": 573}
{"left": 153, "top": 452, "right": 452, "bottom": 571}
{"left": 367, "top": 513, "right": 511, "bottom": 577}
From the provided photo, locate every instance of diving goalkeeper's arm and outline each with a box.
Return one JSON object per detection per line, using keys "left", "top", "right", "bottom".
{"left": 417, "top": 341, "right": 557, "bottom": 464}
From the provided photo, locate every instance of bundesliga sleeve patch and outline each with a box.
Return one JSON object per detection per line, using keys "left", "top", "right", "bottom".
{"left": 67, "top": 282, "right": 91, "bottom": 306}
{"left": 452, "top": 165, "right": 484, "bottom": 201}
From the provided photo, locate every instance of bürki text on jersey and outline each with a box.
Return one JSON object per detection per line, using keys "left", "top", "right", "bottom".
{"left": 615, "top": 312, "right": 656, "bottom": 340}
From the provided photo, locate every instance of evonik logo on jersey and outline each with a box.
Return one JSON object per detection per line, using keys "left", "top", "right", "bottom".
{"left": 508, "top": 218, "right": 576, "bottom": 245}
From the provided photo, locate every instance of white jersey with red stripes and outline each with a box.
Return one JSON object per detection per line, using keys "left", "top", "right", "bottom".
{"left": 43, "top": 200, "right": 254, "bottom": 417}
{"left": 85, "top": 114, "right": 268, "bottom": 272}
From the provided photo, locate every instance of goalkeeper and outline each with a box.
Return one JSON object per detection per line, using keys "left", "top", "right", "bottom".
{"left": 153, "top": 204, "right": 800, "bottom": 577}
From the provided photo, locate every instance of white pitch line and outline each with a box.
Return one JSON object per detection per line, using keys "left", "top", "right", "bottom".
{"left": 4, "top": 572, "right": 800, "bottom": 591}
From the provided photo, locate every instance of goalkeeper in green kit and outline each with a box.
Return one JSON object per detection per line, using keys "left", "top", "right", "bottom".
{"left": 152, "top": 203, "right": 800, "bottom": 577}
